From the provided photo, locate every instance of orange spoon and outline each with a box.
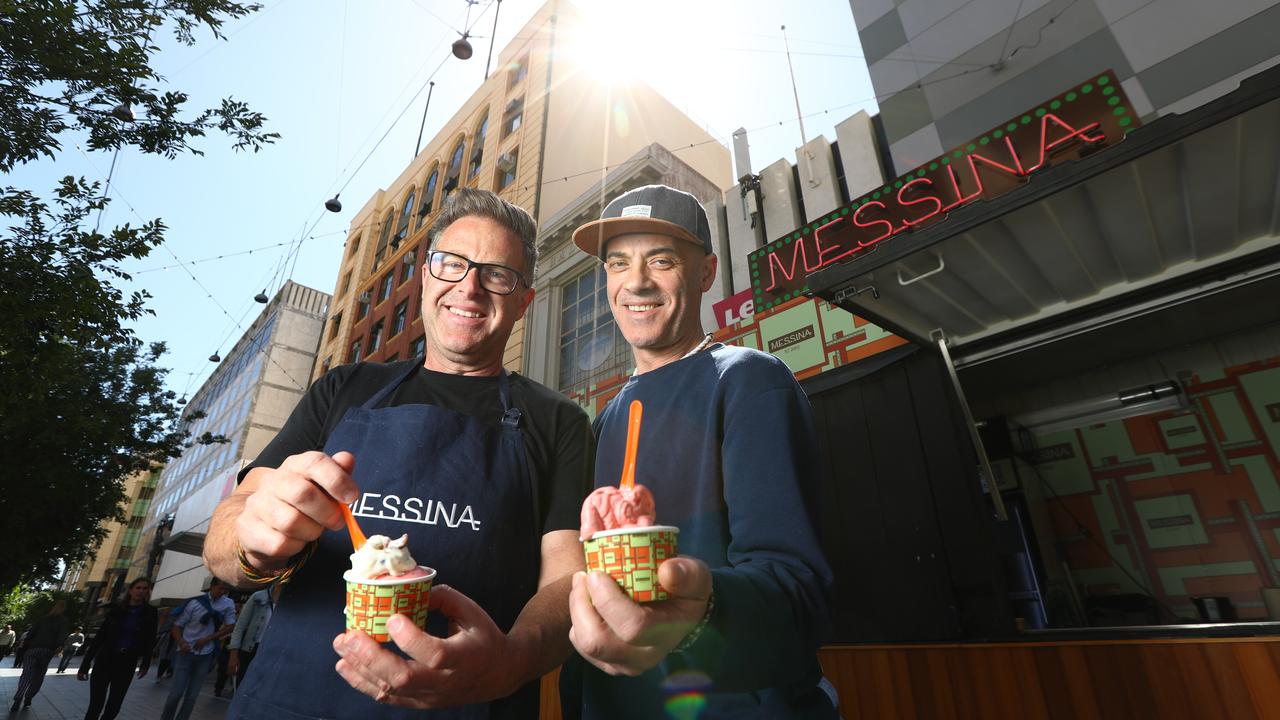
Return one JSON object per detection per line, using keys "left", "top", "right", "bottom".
{"left": 620, "top": 400, "right": 643, "bottom": 490}
{"left": 340, "top": 502, "right": 366, "bottom": 550}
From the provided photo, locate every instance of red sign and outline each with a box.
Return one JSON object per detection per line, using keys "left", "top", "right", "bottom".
{"left": 712, "top": 289, "right": 755, "bottom": 329}
{"left": 748, "top": 72, "right": 1138, "bottom": 309}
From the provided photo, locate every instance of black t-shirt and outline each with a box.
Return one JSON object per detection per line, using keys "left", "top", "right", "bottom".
{"left": 243, "top": 360, "right": 594, "bottom": 534}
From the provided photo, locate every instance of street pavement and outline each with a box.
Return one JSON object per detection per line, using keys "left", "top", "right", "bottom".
{"left": 0, "top": 663, "right": 229, "bottom": 720}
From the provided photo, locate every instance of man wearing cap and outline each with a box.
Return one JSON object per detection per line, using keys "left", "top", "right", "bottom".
{"left": 562, "top": 185, "right": 835, "bottom": 718}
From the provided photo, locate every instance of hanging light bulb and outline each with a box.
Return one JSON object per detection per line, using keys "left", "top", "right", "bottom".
{"left": 452, "top": 33, "right": 474, "bottom": 60}
{"left": 208, "top": 352, "right": 221, "bottom": 363}
{"left": 177, "top": 396, "right": 187, "bottom": 405}
{"left": 325, "top": 194, "right": 342, "bottom": 212}
{"left": 110, "top": 102, "right": 135, "bottom": 122}
{"left": 254, "top": 289, "right": 269, "bottom": 303}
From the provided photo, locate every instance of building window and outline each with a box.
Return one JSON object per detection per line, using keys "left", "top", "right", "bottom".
{"left": 347, "top": 233, "right": 361, "bottom": 259}
{"left": 329, "top": 312, "right": 342, "bottom": 339}
{"left": 411, "top": 335, "right": 425, "bottom": 358}
{"left": 469, "top": 114, "right": 488, "bottom": 180}
{"left": 497, "top": 148, "right": 519, "bottom": 191}
{"left": 378, "top": 272, "right": 394, "bottom": 303}
{"left": 502, "top": 97, "right": 524, "bottom": 138}
{"left": 559, "top": 265, "right": 629, "bottom": 394}
{"left": 358, "top": 295, "right": 370, "bottom": 319}
{"left": 321, "top": 356, "right": 332, "bottom": 374}
{"left": 369, "top": 320, "right": 385, "bottom": 353}
{"left": 418, "top": 167, "right": 439, "bottom": 228}
{"left": 401, "top": 251, "right": 416, "bottom": 284}
{"left": 508, "top": 54, "right": 528, "bottom": 88}
{"left": 338, "top": 271, "right": 352, "bottom": 299}
{"left": 392, "top": 300, "right": 408, "bottom": 337}
{"left": 394, "top": 190, "right": 415, "bottom": 245}
{"left": 444, "top": 136, "right": 465, "bottom": 200}
{"left": 349, "top": 338, "right": 363, "bottom": 363}
{"left": 374, "top": 210, "right": 394, "bottom": 267}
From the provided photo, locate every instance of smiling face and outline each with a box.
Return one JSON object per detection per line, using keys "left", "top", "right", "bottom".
{"left": 421, "top": 215, "right": 535, "bottom": 375}
{"left": 603, "top": 233, "right": 716, "bottom": 374}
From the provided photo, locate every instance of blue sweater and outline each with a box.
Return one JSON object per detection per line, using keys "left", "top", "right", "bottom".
{"left": 567, "top": 344, "right": 835, "bottom": 719}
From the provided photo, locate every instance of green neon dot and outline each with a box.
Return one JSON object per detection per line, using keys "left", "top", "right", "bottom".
{"left": 1020, "top": 115, "right": 1032, "bottom": 124}
{"left": 882, "top": 186, "right": 891, "bottom": 194}
{"left": 979, "top": 136, "right": 990, "bottom": 146}
{"left": 1123, "top": 125, "right": 1136, "bottom": 134}
{"left": 1034, "top": 107, "right": 1047, "bottom": 117}
{"left": 841, "top": 207, "right": 849, "bottom": 215}
{"left": 1050, "top": 99, "right": 1062, "bottom": 110}
{"left": 872, "top": 191, "right": 880, "bottom": 199}
{"left": 784, "top": 236, "right": 793, "bottom": 244}
{"left": 1097, "top": 75, "right": 1110, "bottom": 85}
{"left": 1119, "top": 117, "right": 1132, "bottom": 127}
{"left": 1107, "top": 96, "right": 1120, "bottom": 106}
{"left": 963, "top": 144, "right": 974, "bottom": 153}
{"left": 928, "top": 162, "right": 939, "bottom": 171}
{"left": 1102, "top": 85, "right": 1115, "bottom": 96}
{"left": 1066, "top": 92, "right": 1078, "bottom": 102}
{"left": 913, "top": 169, "right": 924, "bottom": 178}
{"left": 1113, "top": 106, "right": 1127, "bottom": 116}
{"left": 1007, "top": 122, "right": 1018, "bottom": 132}
{"left": 1082, "top": 83, "right": 1093, "bottom": 94}
{"left": 992, "top": 130, "right": 1003, "bottom": 140}
{"left": 893, "top": 180, "right": 902, "bottom": 189}
{"left": 941, "top": 156, "right": 950, "bottom": 165}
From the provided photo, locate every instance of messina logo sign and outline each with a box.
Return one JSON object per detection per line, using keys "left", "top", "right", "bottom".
{"left": 747, "top": 72, "right": 1139, "bottom": 309}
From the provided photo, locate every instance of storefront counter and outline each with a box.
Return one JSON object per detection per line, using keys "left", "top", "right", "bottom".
{"left": 818, "top": 628, "right": 1280, "bottom": 719}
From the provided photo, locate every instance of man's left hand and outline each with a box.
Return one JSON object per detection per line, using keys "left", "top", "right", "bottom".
{"left": 332, "top": 585, "right": 525, "bottom": 708}
{"left": 568, "top": 557, "right": 712, "bottom": 676}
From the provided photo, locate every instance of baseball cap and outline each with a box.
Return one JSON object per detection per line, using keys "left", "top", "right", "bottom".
{"left": 572, "top": 184, "right": 713, "bottom": 259}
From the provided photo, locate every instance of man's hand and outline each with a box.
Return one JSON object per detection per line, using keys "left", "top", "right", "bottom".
{"left": 192, "top": 637, "right": 208, "bottom": 650}
{"left": 76, "top": 670, "right": 88, "bottom": 681}
{"left": 226, "top": 650, "right": 240, "bottom": 676}
{"left": 237, "top": 451, "right": 359, "bottom": 571}
{"left": 178, "top": 641, "right": 192, "bottom": 654}
{"left": 137, "top": 666, "right": 148, "bottom": 679}
{"left": 332, "top": 585, "right": 528, "bottom": 708}
{"left": 568, "top": 557, "right": 712, "bottom": 676}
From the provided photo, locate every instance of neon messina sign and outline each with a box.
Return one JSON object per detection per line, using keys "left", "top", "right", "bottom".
{"left": 748, "top": 73, "right": 1138, "bottom": 309}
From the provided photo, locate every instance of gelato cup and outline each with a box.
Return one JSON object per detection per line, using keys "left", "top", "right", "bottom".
{"left": 343, "top": 566, "right": 436, "bottom": 642}
{"left": 583, "top": 525, "right": 679, "bottom": 602}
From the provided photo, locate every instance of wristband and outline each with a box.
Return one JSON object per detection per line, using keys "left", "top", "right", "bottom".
{"left": 237, "top": 540, "right": 316, "bottom": 585}
{"left": 673, "top": 586, "right": 715, "bottom": 653}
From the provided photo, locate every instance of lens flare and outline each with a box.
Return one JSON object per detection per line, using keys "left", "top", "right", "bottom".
{"left": 662, "top": 670, "right": 712, "bottom": 720}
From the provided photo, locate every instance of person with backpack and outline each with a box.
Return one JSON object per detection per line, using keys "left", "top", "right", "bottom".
{"left": 160, "top": 578, "right": 236, "bottom": 720}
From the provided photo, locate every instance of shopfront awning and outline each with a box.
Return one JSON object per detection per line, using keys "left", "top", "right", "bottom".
{"left": 808, "top": 65, "right": 1280, "bottom": 376}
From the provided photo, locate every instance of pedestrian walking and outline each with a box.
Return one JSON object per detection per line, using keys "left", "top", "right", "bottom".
{"left": 10, "top": 599, "right": 71, "bottom": 711}
{"left": 11, "top": 630, "right": 27, "bottom": 668}
{"left": 0, "top": 625, "right": 14, "bottom": 662}
{"left": 159, "top": 578, "right": 236, "bottom": 720}
{"left": 77, "top": 578, "right": 159, "bottom": 720}
{"left": 225, "top": 584, "right": 278, "bottom": 696}
{"left": 152, "top": 609, "right": 176, "bottom": 682}
{"left": 56, "top": 626, "right": 85, "bottom": 673}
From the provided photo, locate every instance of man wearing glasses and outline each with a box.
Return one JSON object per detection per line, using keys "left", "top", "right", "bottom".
{"left": 204, "top": 188, "right": 592, "bottom": 719}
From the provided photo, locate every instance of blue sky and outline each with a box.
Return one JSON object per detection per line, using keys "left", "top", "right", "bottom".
{"left": 7, "top": 0, "right": 877, "bottom": 401}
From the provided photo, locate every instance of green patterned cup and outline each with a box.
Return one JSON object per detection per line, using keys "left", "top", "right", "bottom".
{"left": 343, "top": 567, "right": 436, "bottom": 642}
{"left": 583, "top": 525, "right": 679, "bottom": 602}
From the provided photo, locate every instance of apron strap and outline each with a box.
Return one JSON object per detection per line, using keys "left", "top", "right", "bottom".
{"left": 498, "top": 370, "right": 522, "bottom": 429}
{"left": 360, "top": 362, "right": 422, "bottom": 410}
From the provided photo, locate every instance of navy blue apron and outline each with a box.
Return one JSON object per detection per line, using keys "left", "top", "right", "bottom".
{"left": 230, "top": 363, "right": 541, "bottom": 720}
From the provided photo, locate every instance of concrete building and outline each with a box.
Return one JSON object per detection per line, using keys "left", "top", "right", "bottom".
{"left": 143, "top": 281, "right": 330, "bottom": 603}
{"left": 850, "top": 0, "right": 1280, "bottom": 173}
{"left": 60, "top": 469, "right": 159, "bottom": 610}
{"left": 313, "top": 0, "right": 731, "bottom": 378}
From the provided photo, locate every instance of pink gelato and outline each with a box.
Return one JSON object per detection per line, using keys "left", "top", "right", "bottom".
{"left": 580, "top": 485, "right": 656, "bottom": 540}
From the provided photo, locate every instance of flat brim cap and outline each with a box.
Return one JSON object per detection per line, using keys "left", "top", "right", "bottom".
{"left": 572, "top": 184, "right": 713, "bottom": 259}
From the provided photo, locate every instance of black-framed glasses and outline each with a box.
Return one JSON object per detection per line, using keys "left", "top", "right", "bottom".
{"left": 427, "top": 250, "right": 526, "bottom": 295}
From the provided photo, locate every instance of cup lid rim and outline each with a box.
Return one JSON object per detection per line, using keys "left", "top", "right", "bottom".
{"left": 342, "top": 566, "right": 437, "bottom": 585}
{"left": 588, "top": 525, "right": 680, "bottom": 540}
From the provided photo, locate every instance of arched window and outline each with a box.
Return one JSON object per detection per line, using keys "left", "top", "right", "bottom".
{"left": 468, "top": 114, "right": 488, "bottom": 180}
{"left": 444, "top": 136, "right": 466, "bottom": 199}
{"left": 394, "top": 189, "right": 415, "bottom": 245}
{"left": 417, "top": 166, "right": 439, "bottom": 229}
{"left": 374, "top": 209, "right": 394, "bottom": 267}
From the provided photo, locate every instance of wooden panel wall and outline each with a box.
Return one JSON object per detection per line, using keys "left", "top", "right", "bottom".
{"left": 818, "top": 638, "right": 1280, "bottom": 720}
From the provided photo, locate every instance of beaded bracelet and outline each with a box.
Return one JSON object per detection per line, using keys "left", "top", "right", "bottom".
{"left": 237, "top": 540, "right": 317, "bottom": 585}
{"left": 673, "top": 586, "right": 716, "bottom": 653}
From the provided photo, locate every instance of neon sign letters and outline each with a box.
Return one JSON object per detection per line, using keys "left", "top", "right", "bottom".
{"left": 748, "top": 73, "right": 1138, "bottom": 308}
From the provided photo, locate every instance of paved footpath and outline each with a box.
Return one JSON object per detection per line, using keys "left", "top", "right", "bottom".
{"left": 0, "top": 664, "right": 229, "bottom": 720}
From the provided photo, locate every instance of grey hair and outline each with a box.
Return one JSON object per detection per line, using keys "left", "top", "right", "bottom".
{"left": 426, "top": 188, "right": 539, "bottom": 280}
